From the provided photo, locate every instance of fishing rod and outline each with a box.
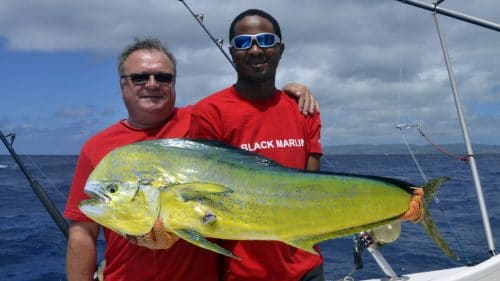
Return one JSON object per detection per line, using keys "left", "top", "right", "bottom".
{"left": 0, "top": 130, "right": 69, "bottom": 239}
{"left": 395, "top": 0, "right": 500, "bottom": 32}
{"left": 178, "top": 0, "right": 236, "bottom": 70}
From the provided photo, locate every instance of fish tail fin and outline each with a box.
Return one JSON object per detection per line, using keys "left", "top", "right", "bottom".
{"left": 419, "top": 177, "right": 460, "bottom": 261}
{"left": 422, "top": 177, "right": 450, "bottom": 208}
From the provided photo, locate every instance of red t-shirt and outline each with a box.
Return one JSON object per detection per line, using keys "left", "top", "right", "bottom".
{"left": 190, "top": 86, "right": 323, "bottom": 281}
{"left": 64, "top": 106, "right": 220, "bottom": 281}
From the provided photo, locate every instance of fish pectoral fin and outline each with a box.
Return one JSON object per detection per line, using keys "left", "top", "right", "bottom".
{"left": 172, "top": 182, "right": 233, "bottom": 201}
{"left": 172, "top": 229, "right": 240, "bottom": 259}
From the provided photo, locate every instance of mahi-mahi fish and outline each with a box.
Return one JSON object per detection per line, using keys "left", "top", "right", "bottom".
{"left": 79, "top": 138, "right": 457, "bottom": 260}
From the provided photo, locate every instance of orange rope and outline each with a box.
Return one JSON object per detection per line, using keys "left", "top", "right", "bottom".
{"left": 400, "top": 187, "right": 424, "bottom": 223}
{"left": 416, "top": 127, "right": 471, "bottom": 162}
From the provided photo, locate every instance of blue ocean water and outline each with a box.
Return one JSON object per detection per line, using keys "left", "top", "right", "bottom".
{"left": 0, "top": 153, "right": 499, "bottom": 281}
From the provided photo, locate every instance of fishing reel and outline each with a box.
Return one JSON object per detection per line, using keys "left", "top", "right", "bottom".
{"left": 353, "top": 221, "right": 405, "bottom": 280}
{"left": 354, "top": 220, "right": 402, "bottom": 264}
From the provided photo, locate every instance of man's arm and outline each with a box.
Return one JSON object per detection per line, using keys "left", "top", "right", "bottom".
{"left": 282, "top": 82, "right": 320, "bottom": 115}
{"left": 66, "top": 221, "right": 100, "bottom": 281}
{"left": 306, "top": 154, "right": 321, "bottom": 171}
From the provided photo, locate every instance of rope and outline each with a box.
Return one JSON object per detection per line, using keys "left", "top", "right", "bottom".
{"left": 396, "top": 126, "right": 472, "bottom": 264}
{"left": 415, "top": 126, "right": 472, "bottom": 162}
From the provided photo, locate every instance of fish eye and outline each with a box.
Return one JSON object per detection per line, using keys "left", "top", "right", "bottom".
{"left": 106, "top": 184, "right": 119, "bottom": 193}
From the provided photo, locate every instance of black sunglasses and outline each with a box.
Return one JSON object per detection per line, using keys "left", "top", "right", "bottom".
{"left": 121, "top": 72, "right": 174, "bottom": 85}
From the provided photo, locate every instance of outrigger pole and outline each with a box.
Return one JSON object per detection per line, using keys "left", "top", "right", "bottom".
{"left": 396, "top": 0, "right": 498, "bottom": 256}
{"left": 395, "top": 0, "right": 500, "bottom": 32}
{"left": 0, "top": 130, "right": 69, "bottom": 239}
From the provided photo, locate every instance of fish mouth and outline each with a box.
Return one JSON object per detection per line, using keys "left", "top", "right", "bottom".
{"left": 84, "top": 181, "right": 111, "bottom": 204}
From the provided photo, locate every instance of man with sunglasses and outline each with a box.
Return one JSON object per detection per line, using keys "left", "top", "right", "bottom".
{"left": 64, "top": 37, "right": 319, "bottom": 281}
{"left": 190, "top": 9, "right": 324, "bottom": 281}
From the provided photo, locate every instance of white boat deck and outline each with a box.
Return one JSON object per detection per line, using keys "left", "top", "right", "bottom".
{"left": 362, "top": 254, "right": 500, "bottom": 281}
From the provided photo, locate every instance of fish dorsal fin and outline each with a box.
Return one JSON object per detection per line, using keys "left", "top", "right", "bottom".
{"left": 172, "top": 229, "right": 240, "bottom": 259}
{"left": 171, "top": 182, "right": 233, "bottom": 201}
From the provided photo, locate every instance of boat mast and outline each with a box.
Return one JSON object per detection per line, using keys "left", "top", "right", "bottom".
{"left": 396, "top": 0, "right": 498, "bottom": 257}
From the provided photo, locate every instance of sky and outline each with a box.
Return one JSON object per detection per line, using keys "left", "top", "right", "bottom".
{"left": 0, "top": 0, "right": 499, "bottom": 155}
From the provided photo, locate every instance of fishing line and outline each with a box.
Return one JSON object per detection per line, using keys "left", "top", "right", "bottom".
{"left": 23, "top": 155, "right": 71, "bottom": 204}
{"left": 395, "top": 1, "right": 406, "bottom": 125}
{"left": 398, "top": 126, "right": 473, "bottom": 265}
{"left": 321, "top": 155, "right": 336, "bottom": 170}
{"left": 334, "top": 266, "right": 356, "bottom": 281}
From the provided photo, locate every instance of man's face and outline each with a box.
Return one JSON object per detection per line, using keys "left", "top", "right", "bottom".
{"left": 230, "top": 15, "right": 283, "bottom": 83}
{"left": 120, "top": 49, "right": 176, "bottom": 127}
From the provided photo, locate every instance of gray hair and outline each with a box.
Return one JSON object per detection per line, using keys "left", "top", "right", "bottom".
{"left": 117, "top": 37, "right": 177, "bottom": 76}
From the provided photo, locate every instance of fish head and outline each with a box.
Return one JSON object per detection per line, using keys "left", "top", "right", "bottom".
{"left": 78, "top": 146, "right": 166, "bottom": 236}
{"left": 79, "top": 178, "right": 161, "bottom": 236}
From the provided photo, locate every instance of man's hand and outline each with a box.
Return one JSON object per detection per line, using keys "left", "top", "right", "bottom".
{"left": 282, "top": 82, "right": 320, "bottom": 115}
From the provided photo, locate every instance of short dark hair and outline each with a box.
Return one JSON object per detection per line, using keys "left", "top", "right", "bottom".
{"left": 117, "top": 37, "right": 176, "bottom": 76}
{"left": 229, "top": 9, "right": 282, "bottom": 42}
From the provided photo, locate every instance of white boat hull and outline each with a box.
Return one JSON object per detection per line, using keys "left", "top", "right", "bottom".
{"left": 363, "top": 254, "right": 500, "bottom": 281}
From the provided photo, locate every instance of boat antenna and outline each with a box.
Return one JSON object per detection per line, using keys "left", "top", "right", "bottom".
{"left": 395, "top": 0, "right": 497, "bottom": 257}
{"left": 178, "top": 0, "right": 236, "bottom": 71}
{"left": 0, "top": 130, "right": 69, "bottom": 239}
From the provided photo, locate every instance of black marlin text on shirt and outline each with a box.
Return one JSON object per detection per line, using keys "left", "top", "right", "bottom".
{"left": 240, "top": 138, "right": 305, "bottom": 152}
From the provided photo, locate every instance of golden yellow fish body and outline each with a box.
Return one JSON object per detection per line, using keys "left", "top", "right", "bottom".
{"left": 79, "top": 139, "right": 453, "bottom": 259}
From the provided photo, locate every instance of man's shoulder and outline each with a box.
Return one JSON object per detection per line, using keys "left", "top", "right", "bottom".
{"left": 276, "top": 89, "right": 299, "bottom": 104}
{"left": 174, "top": 105, "right": 193, "bottom": 117}
{"left": 81, "top": 121, "right": 124, "bottom": 148}
{"left": 195, "top": 86, "right": 234, "bottom": 107}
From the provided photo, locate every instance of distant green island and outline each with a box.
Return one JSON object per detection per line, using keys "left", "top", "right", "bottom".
{"left": 323, "top": 144, "right": 500, "bottom": 155}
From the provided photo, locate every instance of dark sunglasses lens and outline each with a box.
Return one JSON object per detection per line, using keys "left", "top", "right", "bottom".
{"left": 154, "top": 73, "right": 173, "bottom": 83}
{"left": 256, "top": 34, "right": 277, "bottom": 47}
{"left": 233, "top": 35, "right": 252, "bottom": 49}
{"left": 129, "top": 73, "right": 150, "bottom": 84}
{"left": 128, "top": 73, "right": 173, "bottom": 84}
